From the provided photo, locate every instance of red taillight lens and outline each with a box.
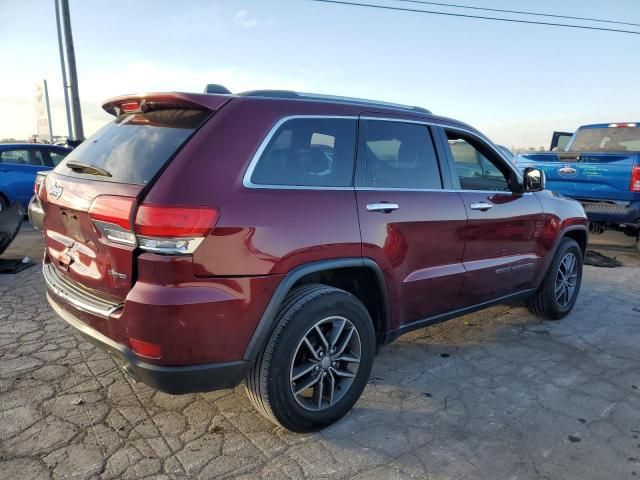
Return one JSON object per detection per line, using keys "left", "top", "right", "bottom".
{"left": 134, "top": 205, "right": 219, "bottom": 237}
{"left": 631, "top": 166, "right": 640, "bottom": 192}
{"left": 88, "top": 195, "right": 135, "bottom": 230}
{"left": 129, "top": 338, "right": 162, "bottom": 359}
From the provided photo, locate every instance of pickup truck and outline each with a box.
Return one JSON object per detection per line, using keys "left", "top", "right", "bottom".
{"left": 516, "top": 123, "right": 640, "bottom": 239}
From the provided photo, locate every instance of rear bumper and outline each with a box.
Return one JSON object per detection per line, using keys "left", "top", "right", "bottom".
{"left": 579, "top": 200, "right": 640, "bottom": 227}
{"left": 47, "top": 293, "right": 250, "bottom": 394}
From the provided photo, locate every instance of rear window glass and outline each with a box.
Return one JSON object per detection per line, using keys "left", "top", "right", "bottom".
{"left": 55, "top": 109, "right": 210, "bottom": 184}
{"left": 250, "top": 117, "right": 357, "bottom": 187}
{"left": 569, "top": 127, "right": 640, "bottom": 152}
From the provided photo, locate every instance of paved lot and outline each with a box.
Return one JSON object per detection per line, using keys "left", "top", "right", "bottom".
{"left": 1, "top": 226, "right": 640, "bottom": 479}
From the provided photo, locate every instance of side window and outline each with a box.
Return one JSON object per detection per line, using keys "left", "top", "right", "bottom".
{"left": 363, "top": 120, "right": 442, "bottom": 189}
{"left": 32, "top": 150, "right": 45, "bottom": 166}
{"left": 250, "top": 118, "right": 356, "bottom": 187}
{"left": 0, "top": 149, "right": 31, "bottom": 165}
{"left": 445, "top": 131, "right": 511, "bottom": 191}
{"left": 49, "top": 149, "right": 70, "bottom": 166}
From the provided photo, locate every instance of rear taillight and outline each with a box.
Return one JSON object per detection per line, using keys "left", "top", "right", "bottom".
{"left": 88, "top": 195, "right": 218, "bottom": 254}
{"left": 134, "top": 204, "right": 219, "bottom": 254}
{"left": 631, "top": 166, "right": 640, "bottom": 192}
{"left": 89, "top": 195, "right": 137, "bottom": 246}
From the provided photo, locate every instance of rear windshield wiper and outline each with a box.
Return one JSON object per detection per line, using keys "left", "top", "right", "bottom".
{"left": 65, "top": 161, "right": 112, "bottom": 177}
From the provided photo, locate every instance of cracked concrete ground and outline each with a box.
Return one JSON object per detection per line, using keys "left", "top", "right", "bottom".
{"left": 1, "top": 226, "right": 640, "bottom": 479}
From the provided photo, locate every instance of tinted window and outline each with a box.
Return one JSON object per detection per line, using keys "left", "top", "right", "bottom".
{"left": 56, "top": 109, "right": 210, "bottom": 184}
{"left": 250, "top": 118, "right": 356, "bottom": 187}
{"left": 446, "top": 131, "right": 510, "bottom": 191}
{"left": 363, "top": 120, "right": 441, "bottom": 189}
{"left": 32, "top": 150, "right": 45, "bottom": 166}
{"left": 0, "top": 149, "right": 31, "bottom": 165}
{"left": 49, "top": 149, "right": 70, "bottom": 166}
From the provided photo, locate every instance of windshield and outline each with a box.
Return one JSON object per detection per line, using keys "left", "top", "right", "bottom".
{"left": 568, "top": 126, "right": 640, "bottom": 152}
{"left": 55, "top": 108, "right": 210, "bottom": 184}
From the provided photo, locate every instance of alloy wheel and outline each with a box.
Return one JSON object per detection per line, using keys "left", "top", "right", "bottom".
{"left": 555, "top": 252, "right": 578, "bottom": 307}
{"left": 289, "top": 316, "right": 361, "bottom": 411}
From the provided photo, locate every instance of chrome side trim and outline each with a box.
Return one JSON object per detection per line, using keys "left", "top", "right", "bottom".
{"left": 43, "top": 263, "right": 123, "bottom": 318}
{"left": 242, "top": 115, "right": 359, "bottom": 190}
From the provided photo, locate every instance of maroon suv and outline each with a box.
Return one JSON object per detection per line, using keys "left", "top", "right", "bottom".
{"left": 41, "top": 90, "right": 588, "bottom": 431}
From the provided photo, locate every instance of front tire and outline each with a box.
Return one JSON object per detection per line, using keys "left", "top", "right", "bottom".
{"left": 527, "top": 238, "right": 583, "bottom": 320}
{"left": 245, "top": 284, "right": 375, "bottom": 432}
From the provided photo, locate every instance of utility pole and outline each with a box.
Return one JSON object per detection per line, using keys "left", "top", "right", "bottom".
{"left": 54, "top": 0, "right": 73, "bottom": 140}
{"left": 59, "top": 0, "right": 84, "bottom": 141}
{"left": 43, "top": 80, "right": 54, "bottom": 142}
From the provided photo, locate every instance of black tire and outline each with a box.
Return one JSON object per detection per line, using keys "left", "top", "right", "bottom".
{"left": 527, "top": 238, "right": 583, "bottom": 320}
{"left": 245, "top": 284, "right": 375, "bottom": 432}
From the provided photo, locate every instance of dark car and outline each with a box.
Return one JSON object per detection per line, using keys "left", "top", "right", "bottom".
{"left": 41, "top": 90, "right": 588, "bottom": 432}
{"left": 0, "top": 143, "right": 71, "bottom": 211}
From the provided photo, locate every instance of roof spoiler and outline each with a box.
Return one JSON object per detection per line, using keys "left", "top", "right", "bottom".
{"left": 102, "top": 92, "right": 231, "bottom": 116}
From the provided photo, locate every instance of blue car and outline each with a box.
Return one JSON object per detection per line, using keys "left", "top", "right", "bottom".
{"left": 0, "top": 143, "right": 71, "bottom": 211}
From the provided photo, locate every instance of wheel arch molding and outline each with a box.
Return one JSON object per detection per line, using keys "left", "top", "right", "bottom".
{"left": 243, "top": 257, "right": 390, "bottom": 362}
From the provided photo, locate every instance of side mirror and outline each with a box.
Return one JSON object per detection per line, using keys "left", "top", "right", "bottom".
{"left": 523, "top": 167, "right": 545, "bottom": 192}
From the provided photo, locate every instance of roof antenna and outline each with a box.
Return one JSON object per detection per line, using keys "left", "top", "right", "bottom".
{"left": 204, "top": 84, "right": 232, "bottom": 94}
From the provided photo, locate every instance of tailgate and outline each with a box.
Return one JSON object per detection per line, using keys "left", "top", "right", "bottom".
{"left": 41, "top": 93, "right": 222, "bottom": 301}
{"left": 518, "top": 152, "right": 637, "bottom": 201}
{"left": 43, "top": 173, "right": 141, "bottom": 300}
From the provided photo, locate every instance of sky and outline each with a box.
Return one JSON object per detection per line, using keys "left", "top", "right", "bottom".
{"left": 1, "top": 0, "right": 639, "bottom": 148}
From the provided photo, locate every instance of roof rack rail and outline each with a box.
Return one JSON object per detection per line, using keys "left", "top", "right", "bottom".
{"left": 238, "top": 89, "right": 431, "bottom": 114}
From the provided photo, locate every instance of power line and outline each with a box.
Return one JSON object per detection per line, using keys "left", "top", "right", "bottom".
{"left": 394, "top": 0, "right": 640, "bottom": 28}
{"left": 308, "top": 0, "right": 640, "bottom": 35}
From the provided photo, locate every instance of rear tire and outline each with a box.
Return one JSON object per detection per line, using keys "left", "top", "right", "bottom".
{"left": 245, "top": 284, "right": 375, "bottom": 432}
{"left": 527, "top": 238, "right": 583, "bottom": 320}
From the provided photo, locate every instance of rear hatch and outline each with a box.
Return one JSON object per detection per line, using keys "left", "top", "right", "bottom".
{"left": 41, "top": 93, "right": 228, "bottom": 301}
{"left": 517, "top": 151, "right": 638, "bottom": 201}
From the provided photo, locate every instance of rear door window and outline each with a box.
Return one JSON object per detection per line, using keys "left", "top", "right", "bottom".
{"left": 55, "top": 108, "right": 210, "bottom": 184}
{"left": 0, "top": 149, "right": 31, "bottom": 165}
{"left": 249, "top": 117, "right": 357, "bottom": 187}
{"left": 361, "top": 120, "right": 442, "bottom": 189}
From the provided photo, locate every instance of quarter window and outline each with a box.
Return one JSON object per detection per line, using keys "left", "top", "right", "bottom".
{"left": 445, "top": 131, "right": 511, "bottom": 191}
{"left": 250, "top": 118, "right": 357, "bottom": 187}
{"left": 362, "top": 120, "right": 442, "bottom": 189}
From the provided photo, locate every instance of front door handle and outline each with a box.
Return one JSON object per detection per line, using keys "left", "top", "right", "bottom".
{"left": 367, "top": 202, "right": 399, "bottom": 213}
{"left": 470, "top": 202, "right": 493, "bottom": 211}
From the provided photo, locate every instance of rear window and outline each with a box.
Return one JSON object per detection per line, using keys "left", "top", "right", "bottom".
{"left": 55, "top": 108, "right": 210, "bottom": 184}
{"left": 569, "top": 126, "right": 640, "bottom": 152}
{"left": 250, "top": 117, "right": 357, "bottom": 187}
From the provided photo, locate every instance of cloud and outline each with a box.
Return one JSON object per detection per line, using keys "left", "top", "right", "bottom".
{"left": 234, "top": 9, "right": 258, "bottom": 28}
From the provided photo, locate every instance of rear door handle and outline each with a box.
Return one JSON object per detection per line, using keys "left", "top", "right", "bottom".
{"left": 367, "top": 202, "right": 399, "bottom": 213}
{"left": 470, "top": 202, "right": 493, "bottom": 211}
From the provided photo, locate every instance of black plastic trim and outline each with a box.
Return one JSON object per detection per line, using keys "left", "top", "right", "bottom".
{"left": 242, "top": 257, "right": 390, "bottom": 361}
{"left": 382, "top": 288, "right": 535, "bottom": 344}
